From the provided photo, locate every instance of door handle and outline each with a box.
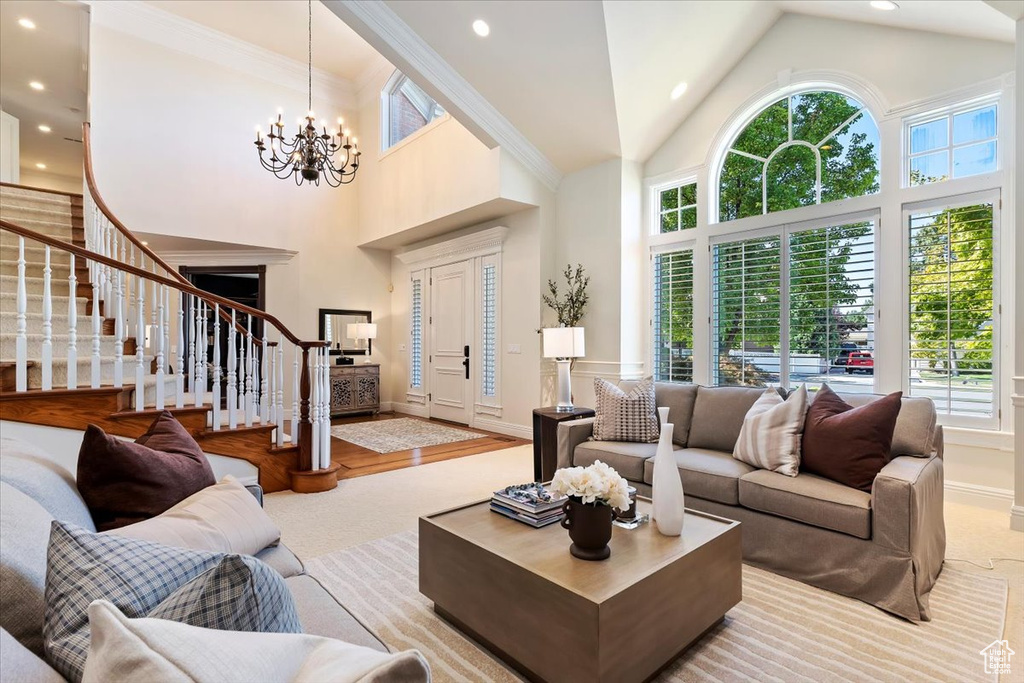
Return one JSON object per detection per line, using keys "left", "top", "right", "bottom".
{"left": 463, "top": 345, "right": 470, "bottom": 379}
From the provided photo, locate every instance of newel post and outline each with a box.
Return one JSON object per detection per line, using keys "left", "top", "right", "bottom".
{"left": 298, "top": 345, "right": 313, "bottom": 471}
{"left": 290, "top": 342, "right": 340, "bottom": 493}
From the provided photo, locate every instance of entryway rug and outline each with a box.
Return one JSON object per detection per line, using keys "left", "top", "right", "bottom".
{"left": 308, "top": 531, "right": 1008, "bottom": 683}
{"left": 329, "top": 418, "right": 486, "bottom": 454}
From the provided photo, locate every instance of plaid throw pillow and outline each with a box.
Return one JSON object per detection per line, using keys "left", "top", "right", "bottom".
{"left": 42, "top": 522, "right": 300, "bottom": 682}
{"left": 592, "top": 378, "right": 659, "bottom": 443}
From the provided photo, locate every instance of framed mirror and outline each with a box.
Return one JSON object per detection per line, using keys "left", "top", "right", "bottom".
{"left": 319, "top": 309, "right": 373, "bottom": 355}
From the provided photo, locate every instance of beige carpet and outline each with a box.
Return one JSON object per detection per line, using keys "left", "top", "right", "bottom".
{"left": 308, "top": 530, "right": 1007, "bottom": 683}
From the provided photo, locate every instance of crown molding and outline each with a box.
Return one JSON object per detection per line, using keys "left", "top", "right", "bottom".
{"left": 88, "top": 1, "right": 356, "bottom": 109}
{"left": 355, "top": 54, "right": 396, "bottom": 107}
{"left": 396, "top": 226, "right": 508, "bottom": 265}
{"left": 159, "top": 249, "right": 297, "bottom": 267}
{"left": 325, "top": 0, "right": 563, "bottom": 191}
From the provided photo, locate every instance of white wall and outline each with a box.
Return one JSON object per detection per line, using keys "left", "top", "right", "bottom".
{"left": 88, "top": 17, "right": 394, "bottom": 404}
{"left": 0, "top": 109, "right": 19, "bottom": 184}
{"left": 15, "top": 170, "right": 81, "bottom": 195}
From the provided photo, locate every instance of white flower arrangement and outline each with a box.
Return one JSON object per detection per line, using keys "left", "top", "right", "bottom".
{"left": 550, "top": 460, "right": 631, "bottom": 512}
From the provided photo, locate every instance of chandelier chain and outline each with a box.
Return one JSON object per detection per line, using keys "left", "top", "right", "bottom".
{"left": 307, "top": 0, "right": 312, "bottom": 113}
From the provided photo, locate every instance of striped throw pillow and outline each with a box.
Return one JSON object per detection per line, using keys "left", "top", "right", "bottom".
{"left": 732, "top": 385, "right": 808, "bottom": 476}
{"left": 592, "top": 378, "right": 659, "bottom": 443}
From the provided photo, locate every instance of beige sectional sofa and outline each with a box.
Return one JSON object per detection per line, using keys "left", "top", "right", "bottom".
{"left": 556, "top": 382, "right": 945, "bottom": 622}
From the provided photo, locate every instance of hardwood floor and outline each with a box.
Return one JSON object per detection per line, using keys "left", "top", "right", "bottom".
{"left": 327, "top": 413, "right": 529, "bottom": 480}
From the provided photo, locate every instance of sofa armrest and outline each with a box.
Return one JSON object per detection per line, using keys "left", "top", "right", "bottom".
{"left": 245, "top": 483, "right": 265, "bottom": 507}
{"left": 555, "top": 417, "right": 595, "bottom": 471}
{"left": 872, "top": 455, "right": 945, "bottom": 558}
{"left": 932, "top": 425, "right": 944, "bottom": 459}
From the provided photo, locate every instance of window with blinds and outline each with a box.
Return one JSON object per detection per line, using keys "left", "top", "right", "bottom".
{"left": 788, "top": 221, "right": 875, "bottom": 393}
{"left": 410, "top": 278, "right": 423, "bottom": 388}
{"left": 482, "top": 263, "right": 497, "bottom": 397}
{"left": 908, "top": 201, "right": 995, "bottom": 419}
{"left": 712, "top": 236, "right": 782, "bottom": 386}
{"left": 652, "top": 250, "right": 694, "bottom": 382}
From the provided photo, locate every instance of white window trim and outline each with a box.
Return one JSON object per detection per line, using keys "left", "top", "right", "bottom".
{"left": 902, "top": 94, "right": 1000, "bottom": 188}
{"left": 901, "top": 189, "right": 1001, "bottom": 429}
{"left": 379, "top": 69, "right": 451, "bottom": 157}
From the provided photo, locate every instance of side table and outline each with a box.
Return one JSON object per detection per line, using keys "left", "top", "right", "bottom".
{"left": 531, "top": 406, "right": 596, "bottom": 482}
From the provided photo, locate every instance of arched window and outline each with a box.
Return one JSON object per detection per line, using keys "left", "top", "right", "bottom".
{"left": 717, "top": 91, "right": 880, "bottom": 222}
{"left": 382, "top": 71, "right": 446, "bottom": 151}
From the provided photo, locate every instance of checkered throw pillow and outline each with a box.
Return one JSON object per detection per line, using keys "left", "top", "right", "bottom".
{"left": 42, "top": 522, "right": 300, "bottom": 682}
{"left": 592, "top": 378, "right": 659, "bottom": 443}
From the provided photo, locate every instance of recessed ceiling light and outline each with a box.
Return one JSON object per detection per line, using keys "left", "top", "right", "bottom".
{"left": 670, "top": 82, "right": 688, "bottom": 100}
{"left": 18, "top": 18, "right": 36, "bottom": 29}
{"left": 35, "top": 163, "right": 46, "bottom": 169}
{"left": 29, "top": 81, "right": 45, "bottom": 91}
{"left": 38, "top": 124, "right": 51, "bottom": 133}
{"left": 869, "top": 1, "right": 899, "bottom": 10}
{"left": 472, "top": 19, "right": 490, "bottom": 37}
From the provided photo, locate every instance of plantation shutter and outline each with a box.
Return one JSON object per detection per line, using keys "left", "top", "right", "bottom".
{"left": 481, "top": 262, "right": 497, "bottom": 397}
{"left": 787, "top": 220, "right": 875, "bottom": 392}
{"left": 908, "top": 201, "right": 995, "bottom": 419}
{"left": 410, "top": 275, "right": 423, "bottom": 388}
{"left": 652, "top": 250, "right": 694, "bottom": 382}
{"left": 711, "top": 235, "right": 782, "bottom": 386}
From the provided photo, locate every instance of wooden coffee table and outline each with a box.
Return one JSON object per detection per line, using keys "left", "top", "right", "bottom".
{"left": 419, "top": 498, "right": 741, "bottom": 683}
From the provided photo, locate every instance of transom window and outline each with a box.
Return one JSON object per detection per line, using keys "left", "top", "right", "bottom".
{"left": 907, "top": 102, "right": 997, "bottom": 186}
{"left": 383, "top": 72, "right": 446, "bottom": 151}
{"left": 718, "top": 91, "right": 880, "bottom": 222}
{"left": 659, "top": 182, "right": 697, "bottom": 233}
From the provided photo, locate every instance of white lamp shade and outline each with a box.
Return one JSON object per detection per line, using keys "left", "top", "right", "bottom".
{"left": 543, "top": 327, "right": 585, "bottom": 358}
{"left": 347, "top": 322, "right": 377, "bottom": 340}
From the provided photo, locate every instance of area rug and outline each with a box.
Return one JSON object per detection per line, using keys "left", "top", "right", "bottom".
{"left": 329, "top": 418, "right": 486, "bottom": 454}
{"left": 308, "top": 531, "right": 1008, "bottom": 683}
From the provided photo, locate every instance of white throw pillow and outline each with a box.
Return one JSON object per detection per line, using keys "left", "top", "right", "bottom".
{"left": 732, "top": 386, "right": 808, "bottom": 477}
{"left": 82, "top": 600, "right": 430, "bottom": 683}
{"left": 106, "top": 476, "right": 280, "bottom": 556}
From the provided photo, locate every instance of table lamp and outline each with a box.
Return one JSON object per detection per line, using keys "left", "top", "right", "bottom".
{"left": 347, "top": 322, "right": 377, "bottom": 364}
{"left": 543, "top": 327, "right": 585, "bottom": 412}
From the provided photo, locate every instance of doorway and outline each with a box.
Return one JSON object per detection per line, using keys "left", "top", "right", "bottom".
{"left": 428, "top": 260, "right": 473, "bottom": 424}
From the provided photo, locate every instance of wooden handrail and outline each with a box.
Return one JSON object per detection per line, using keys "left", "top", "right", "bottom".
{"left": 0, "top": 181, "right": 83, "bottom": 199}
{"left": 0, "top": 219, "right": 326, "bottom": 349}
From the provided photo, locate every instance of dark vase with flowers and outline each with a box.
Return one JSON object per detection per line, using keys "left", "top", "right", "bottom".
{"left": 561, "top": 497, "right": 615, "bottom": 561}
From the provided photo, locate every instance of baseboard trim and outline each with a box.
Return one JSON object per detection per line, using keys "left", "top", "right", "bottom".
{"left": 944, "top": 480, "right": 1014, "bottom": 511}
{"left": 378, "top": 401, "right": 393, "bottom": 413}
{"left": 1011, "top": 506, "right": 1024, "bottom": 532}
{"left": 473, "top": 417, "right": 532, "bottom": 441}
{"left": 391, "top": 402, "right": 429, "bottom": 418}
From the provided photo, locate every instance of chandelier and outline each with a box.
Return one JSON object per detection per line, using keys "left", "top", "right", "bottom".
{"left": 253, "top": 0, "right": 360, "bottom": 187}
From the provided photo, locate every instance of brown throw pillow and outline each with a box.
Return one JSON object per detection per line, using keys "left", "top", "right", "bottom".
{"left": 801, "top": 385, "right": 902, "bottom": 492}
{"left": 77, "top": 412, "right": 216, "bottom": 531}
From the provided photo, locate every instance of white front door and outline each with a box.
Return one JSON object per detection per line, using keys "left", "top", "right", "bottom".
{"left": 429, "top": 260, "right": 473, "bottom": 424}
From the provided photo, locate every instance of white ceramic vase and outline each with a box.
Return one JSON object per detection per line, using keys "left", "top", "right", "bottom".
{"left": 651, "top": 421, "right": 684, "bottom": 536}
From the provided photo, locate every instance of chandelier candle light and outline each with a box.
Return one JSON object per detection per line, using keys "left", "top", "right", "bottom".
{"left": 253, "top": 0, "right": 360, "bottom": 187}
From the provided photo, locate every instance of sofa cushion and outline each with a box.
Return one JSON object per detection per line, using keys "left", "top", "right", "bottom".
{"left": 1, "top": 628, "right": 63, "bottom": 683}
{"left": 255, "top": 543, "right": 305, "bottom": 579}
{"left": 81, "top": 600, "right": 426, "bottom": 683}
{"left": 574, "top": 441, "right": 662, "bottom": 482}
{"left": 0, "top": 437, "right": 95, "bottom": 531}
{"left": 643, "top": 448, "right": 755, "bottom": 505}
{"left": 77, "top": 412, "right": 216, "bottom": 531}
{"left": 285, "top": 575, "right": 388, "bottom": 653}
{"left": 686, "top": 386, "right": 770, "bottom": 452}
{"left": 738, "top": 469, "right": 872, "bottom": 539}
{"left": 839, "top": 393, "right": 937, "bottom": 457}
{"left": 619, "top": 381, "right": 698, "bottom": 447}
{"left": 0, "top": 482, "right": 54, "bottom": 657}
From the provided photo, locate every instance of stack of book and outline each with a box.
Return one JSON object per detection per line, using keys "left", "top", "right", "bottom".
{"left": 490, "top": 483, "right": 567, "bottom": 528}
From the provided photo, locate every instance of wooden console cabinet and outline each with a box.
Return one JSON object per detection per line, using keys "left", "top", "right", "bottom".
{"left": 328, "top": 363, "right": 380, "bottom": 417}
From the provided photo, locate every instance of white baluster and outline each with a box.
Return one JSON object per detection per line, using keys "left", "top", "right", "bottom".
{"left": 66, "top": 254, "right": 77, "bottom": 389}
{"left": 187, "top": 295, "right": 195, "bottom": 396}
{"left": 212, "top": 304, "right": 221, "bottom": 431}
{"left": 113, "top": 270, "right": 124, "bottom": 387}
{"left": 268, "top": 343, "right": 277, "bottom": 425}
{"left": 276, "top": 342, "right": 284, "bottom": 448}
{"left": 195, "top": 300, "right": 205, "bottom": 408}
{"left": 128, "top": 248, "right": 136, "bottom": 340}
{"left": 244, "top": 316, "right": 254, "bottom": 426}
{"left": 134, "top": 273, "right": 145, "bottom": 411}
{"left": 91, "top": 261, "right": 101, "bottom": 388}
{"left": 105, "top": 227, "right": 116, "bottom": 305}
{"left": 163, "top": 285, "right": 171, "bottom": 391}
{"left": 238, "top": 329, "right": 246, "bottom": 425}
{"left": 292, "top": 346, "right": 299, "bottom": 446}
{"left": 311, "top": 348, "right": 320, "bottom": 470}
{"left": 40, "top": 246, "right": 53, "bottom": 390}
{"left": 15, "top": 237, "right": 27, "bottom": 391}
{"left": 321, "top": 347, "right": 331, "bottom": 469}
{"left": 260, "top": 334, "right": 269, "bottom": 424}
{"left": 227, "top": 310, "right": 238, "bottom": 429}
{"left": 155, "top": 284, "right": 166, "bottom": 410}
{"left": 176, "top": 292, "right": 185, "bottom": 407}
